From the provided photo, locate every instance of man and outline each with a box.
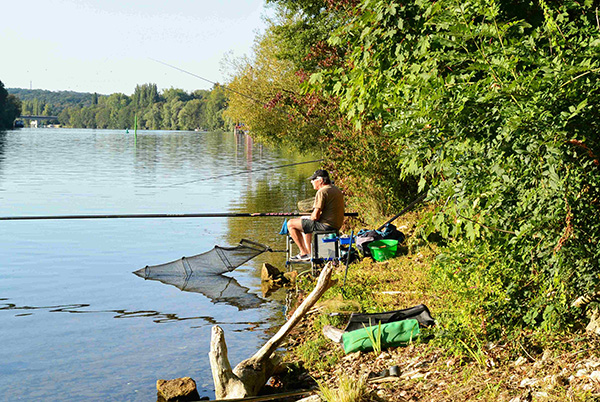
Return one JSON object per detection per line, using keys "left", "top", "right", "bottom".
{"left": 287, "top": 169, "right": 345, "bottom": 261}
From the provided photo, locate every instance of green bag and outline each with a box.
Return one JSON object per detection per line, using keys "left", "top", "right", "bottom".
{"left": 342, "top": 319, "right": 420, "bottom": 354}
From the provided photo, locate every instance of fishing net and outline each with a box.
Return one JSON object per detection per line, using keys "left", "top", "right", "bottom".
{"left": 134, "top": 239, "right": 269, "bottom": 310}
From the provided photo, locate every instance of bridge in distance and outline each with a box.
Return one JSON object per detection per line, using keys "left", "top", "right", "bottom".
{"left": 17, "top": 115, "right": 59, "bottom": 120}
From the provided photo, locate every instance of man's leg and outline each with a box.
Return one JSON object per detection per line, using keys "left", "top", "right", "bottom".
{"left": 302, "top": 232, "right": 312, "bottom": 255}
{"left": 287, "top": 218, "right": 310, "bottom": 256}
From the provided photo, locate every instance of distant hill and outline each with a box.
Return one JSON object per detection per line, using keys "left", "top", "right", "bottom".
{"left": 7, "top": 88, "right": 99, "bottom": 110}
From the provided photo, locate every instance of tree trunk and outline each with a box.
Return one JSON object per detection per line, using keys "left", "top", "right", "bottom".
{"left": 209, "top": 263, "right": 335, "bottom": 399}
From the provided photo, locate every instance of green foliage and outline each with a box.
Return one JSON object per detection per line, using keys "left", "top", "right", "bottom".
{"left": 11, "top": 84, "right": 228, "bottom": 130}
{"left": 223, "top": 28, "right": 332, "bottom": 151}
{"left": 252, "top": 0, "right": 600, "bottom": 335}
{"left": 7, "top": 87, "right": 93, "bottom": 115}
{"left": 362, "top": 320, "right": 383, "bottom": 354}
{"left": 0, "top": 80, "right": 21, "bottom": 128}
{"left": 315, "top": 0, "right": 600, "bottom": 333}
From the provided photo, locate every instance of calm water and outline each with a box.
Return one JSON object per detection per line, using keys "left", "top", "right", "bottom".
{"left": 0, "top": 128, "right": 316, "bottom": 401}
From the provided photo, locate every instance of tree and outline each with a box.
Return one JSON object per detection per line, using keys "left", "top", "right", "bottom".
{"left": 132, "top": 83, "right": 159, "bottom": 108}
{"left": 161, "top": 98, "right": 184, "bottom": 130}
{"left": 162, "top": 88, "right": 191, "bottom": 103}
{"left": 178, "top": 99, "right": 204, "bottom": 130}
{"left": 224, "top": 28, "right": 333, "bottom": 149}
{"left": 313, "top": 0, "right": 600, "bottom": 332}
{"left": 143, "top": 102, "right": 163, "bottom": 130}
{"left": 226, "top": 0, "right": 600, "bottom": 335}
{"left": 95, "top": 106, "right": 111, "bottom": 129}
{"left": 0, "top": 80, "right": 22, "bottom": 128}
{"left": 204, "top": 85, "right": 227, "bottom": 130}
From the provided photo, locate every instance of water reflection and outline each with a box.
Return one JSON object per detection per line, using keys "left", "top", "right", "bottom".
{"left": 0, "top": 298, "right": 267, "bottom": 326}
{"left": 133, "top": 271, "right": 264, "bottom": 310}
{"left": 133, "top": 238, "right": 269, "bottom": 310}
{"left": 0, "top": 129, "right": 317, "bottom": 401}
{"left": 0, "top": 130, "right": 5, "bottom": 170}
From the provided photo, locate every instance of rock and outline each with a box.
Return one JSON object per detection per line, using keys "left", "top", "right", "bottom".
{"left": 376, "top": 352, "right": 390, "bottom": 361}
{"left": 514, "top": 356, "right": 528, "bottom": 366}
{"left": 261, "top": 264, "right": 297, "bottom": 296}
{"left": 519, "top": 378, "right": 538, "bottom": 388}
{"left": 586, "top": 309, "right": 600, "bottom": 335}
{"left": 590, "top": 371, "right": 600, "bottom": 383}
{"left": 156, "top": 377, "right": 200, "bottom": 402}
{"left": 283, "top": 271, "right": 298, "bottom": 284}
{"left": 261, "top": 263, "right": 282, "bottom": 281}
{"left": 585, "top": 360, "right": 600, "bottom": 370}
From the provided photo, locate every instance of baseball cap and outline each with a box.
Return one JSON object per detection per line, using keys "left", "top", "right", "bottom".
{"left": 309, "top": 169, "right": 329, "bottom": 180}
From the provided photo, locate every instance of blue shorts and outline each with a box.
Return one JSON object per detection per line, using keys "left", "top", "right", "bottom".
{"left": 301, "top": 218, "right": 335, "bottom": 234}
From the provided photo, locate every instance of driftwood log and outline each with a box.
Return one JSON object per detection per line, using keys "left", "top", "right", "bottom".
{"left": 209, "top": 262, "right": 335, "bottom": 399}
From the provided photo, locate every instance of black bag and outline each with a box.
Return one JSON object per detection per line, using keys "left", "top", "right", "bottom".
{"left": 381, "top": 223, "right": 405, "bottom": 243}
{"left": 355, "top": 230, "right": 382, "bottom": 257}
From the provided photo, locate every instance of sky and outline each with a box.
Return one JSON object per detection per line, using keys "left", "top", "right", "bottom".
{"left": 1, "top": 0, "right": 271, "bottom": 95}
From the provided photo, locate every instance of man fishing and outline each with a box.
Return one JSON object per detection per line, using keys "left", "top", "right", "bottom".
{"left": 287, "top": 169, "right": 345, "bottom": 261}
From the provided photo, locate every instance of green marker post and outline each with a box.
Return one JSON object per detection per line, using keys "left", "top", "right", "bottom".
{"left": 133, "top": 114, "right": 138, "bottom": 145}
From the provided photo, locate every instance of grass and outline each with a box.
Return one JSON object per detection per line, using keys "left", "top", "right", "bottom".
{"left": 283, "top": 206, "right": 600, "bottom": 401}
{"left": 318, "top": 375, "right": 368, "bottom": 402}
{"left": 362, "top": 320, "right": 383, "bottom": 354}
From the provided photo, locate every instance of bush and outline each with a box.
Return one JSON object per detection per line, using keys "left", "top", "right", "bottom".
{"left": 315, "top": 0, "right": 600, "bottom": 332}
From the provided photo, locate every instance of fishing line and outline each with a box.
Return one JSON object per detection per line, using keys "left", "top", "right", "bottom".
{"left": 150, "top": 58, "right": 263, "bottom": 104}
{"left": 151, "top": 58, "right": 325, "bottom": 131}
{"left": 166, "top": 158, "right": 324, "bottom": 187}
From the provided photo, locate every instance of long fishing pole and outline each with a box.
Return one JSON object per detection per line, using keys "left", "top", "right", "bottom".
{"left": 150, "top": 58, "right": 262, "bottom": 104}
{"left": 376, "top": 192, "right": 427, "bottom": 231}
{"left": 151, "top": 58, "right": 325, "bottom": 131}
{"left": 167, "top": 158, "right": 324, "bottom": 187}
{"left": 0, "top": 212, "right": 359, "bottom": 221}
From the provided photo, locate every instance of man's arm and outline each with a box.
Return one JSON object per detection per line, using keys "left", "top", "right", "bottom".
{"left": 311, "top": 207, "right": 322, "bottom": 221}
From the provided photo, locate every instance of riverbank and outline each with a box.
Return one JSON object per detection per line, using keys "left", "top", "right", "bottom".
{"left": 273, "top": 209, "right": 600, "bottom": 401}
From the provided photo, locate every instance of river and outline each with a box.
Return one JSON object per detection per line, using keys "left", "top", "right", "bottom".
{"left": 0, "top": 128, "right": 316, "bottom": 401}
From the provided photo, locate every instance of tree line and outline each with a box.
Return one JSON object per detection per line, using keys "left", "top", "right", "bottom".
{"left": 225, "top": 0, "right": 600, "bottom": 337}
{"left": 9, "top": 83, "right": 229, "bottom": 131}
{"left": 0, "top": 80, "right": 22, "bottom": 129}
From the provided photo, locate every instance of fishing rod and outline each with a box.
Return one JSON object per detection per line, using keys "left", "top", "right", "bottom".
{"left": 377, "top": 192, "right": 427, "bottom": 231}
{"left": 167, "top": 158, "right": 324, "bottom": 187}
{"left": 151, "top": 58, "right": 326, "bottom": 131}
{"left": 0, "top": 212, "right": 359, "bottom": 221}
{"left": 150, "top": 58, "right": 263, "bottom": 104}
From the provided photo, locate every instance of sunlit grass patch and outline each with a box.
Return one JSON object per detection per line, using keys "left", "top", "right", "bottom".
{"left": 318, "top": 374, "right": 369, "bottom": 402}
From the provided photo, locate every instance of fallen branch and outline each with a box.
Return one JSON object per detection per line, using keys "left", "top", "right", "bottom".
{"left": 209, "top": 263, "right": 335, "bottom": 399}
{"left": 208, "top": 389, "right": 316, "bottom": 402}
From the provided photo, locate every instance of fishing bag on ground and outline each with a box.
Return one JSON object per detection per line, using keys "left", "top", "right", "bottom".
{"left": 380, "top": 223, "right": 405, "bottom": 243}
{"left": 355, "top": 230, "right": 382, "bottom": 257}
{"left": 343, "top": 304, "right": 435, "bottom": 332}
{"left": 342, "top": 319, "right": 420, "bottom": 353}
